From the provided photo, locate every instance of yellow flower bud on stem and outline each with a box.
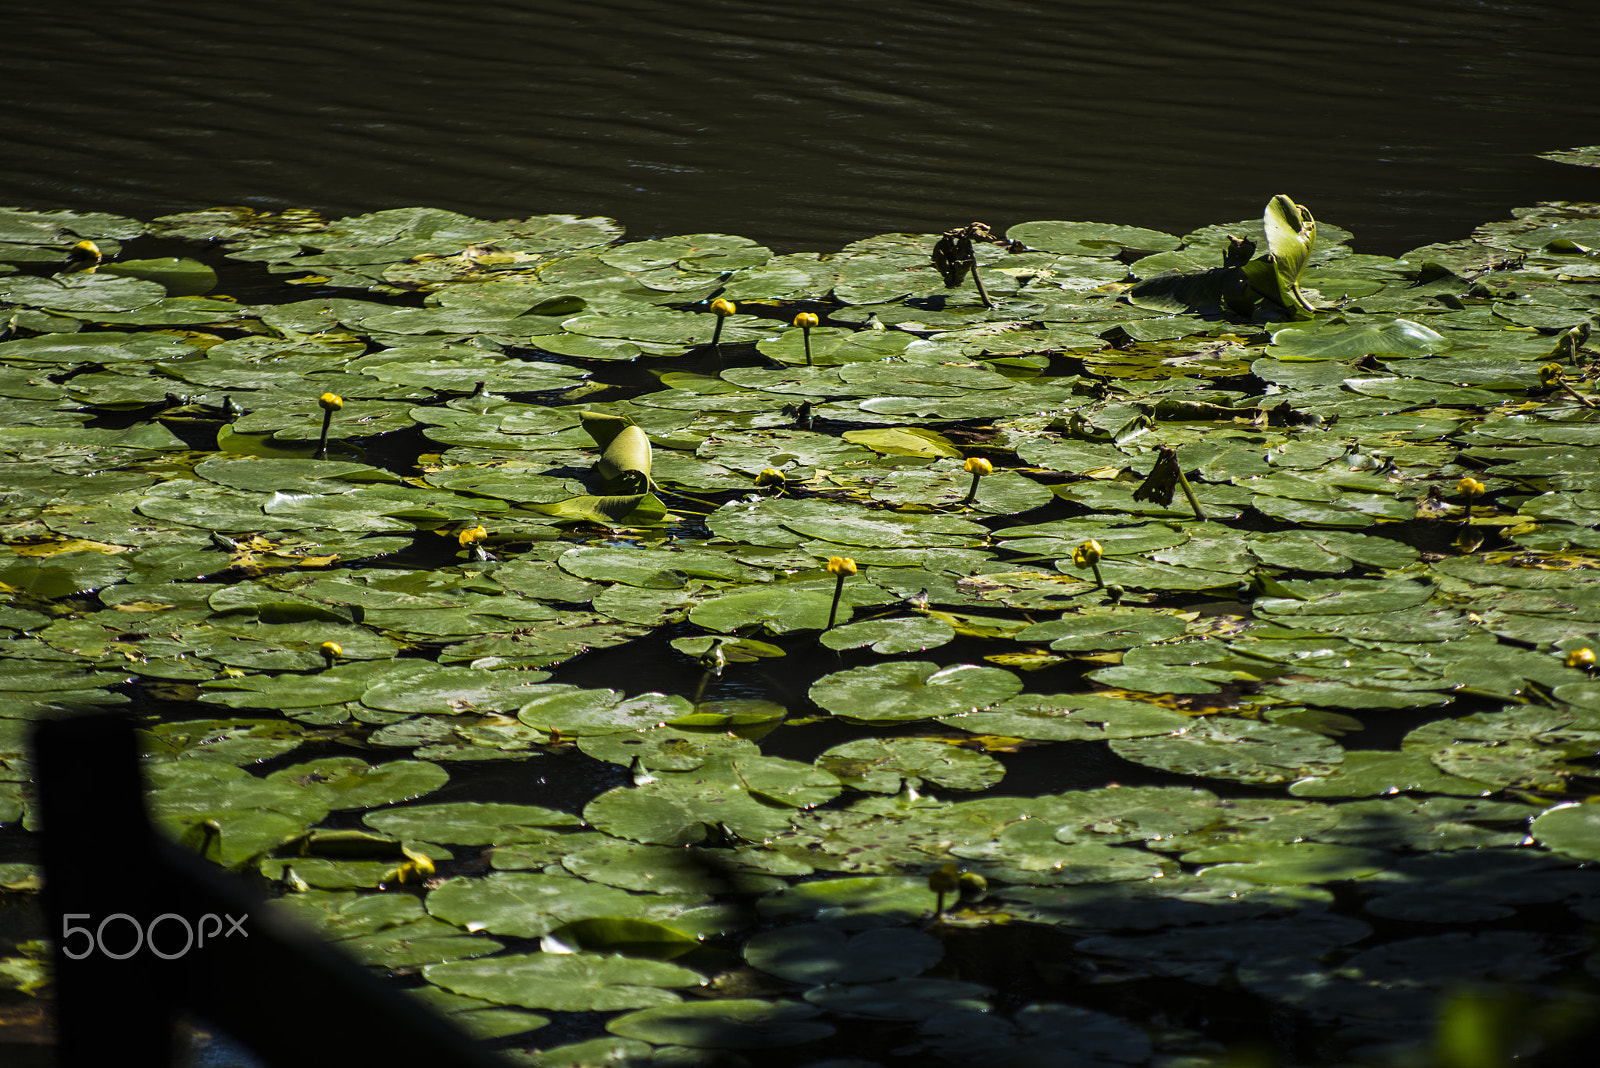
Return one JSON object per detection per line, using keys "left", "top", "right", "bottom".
{"left": 1457, "top": 476, "right": 1485, "bottom": 521}
{"left": 319, "top": 641, "right": 342, "bottom": 666}
{"left": 709, "top": 297, "right": 736, "bottom": 347}
{"left": 316, "top": 393, "right": 343, "bottom": 458}
{"left": 457, "top": 525, "right": 494, "bottom": 561}
{"left": 961, "top": 456, "right": 993, "bottom": 505}
{"left": 794, "top": 312, "right": 819, "bottom": 365}
{"left": 1072, "top": 539, "right": 1105, "bottom": 588}
{"left": 928, "top": 862, "right": 961, "bottom": 920}
{"left": 1539, "top": 362, "right": 1595, "bottom": 408}
{"left": 1565, "top": 647, "right": 1595, "bottom": 671}
{"left": 826, "top": 555, "right": 856, "bottom": 629}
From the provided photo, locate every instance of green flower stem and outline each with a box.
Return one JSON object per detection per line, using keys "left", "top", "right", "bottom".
{"left": 971, "top": 263, "right": 992, "bottom": 309}
{"left": 961, "top": 471, "right": 982, "bottom": 505}
{"left": 1175, "top": 467, "right": 1206, "bottom": 521}
{"left": 317, "top": 409, "right": 334, "bottom": 458}
{"left": 827, "top": 573, "right": 846, "bottom": 630}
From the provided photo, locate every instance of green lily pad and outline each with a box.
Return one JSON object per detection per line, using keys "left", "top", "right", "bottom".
{"left": 1110, "top": 718, "right": 1344, "bottom": 785}
{"left": 944, "top": 693, "right": 1189, "bottom": 742}
{"left": 816, "top": 737, "right": 1004, "bottom": 792}
{"left": 584, "top": 767, "right": 798, "bottom": 846}
{"left": 818, "top": 616, "right": 956, "bottom": 654}
{"left": 1268, "top": 318, "right": 1449, "bottom": 360}
{"left": 264, "top": 757, "right": 448, "bottom": 809}
{"left": 803, "top": 977, "right": 991, "bottom": 1021}
{"left": 425, "top": 951, "right": 699, "bottom": 1012}
{"left": 364, "top": 801, "right": 580, "bottom": 844}
{"left": 689, "top": 585, "right": 844, "bottom": 634}
{"left": 1532, "top": 804, "right": 1600, "bottom": 861}
{"left": 607, "top": 999, "right": 835, "bottom": 1050}
{"left": 810, "top": 661, "right": 1022, "bottom": 723}
{"left": 745, "top": 924, "right": 943, "bottom": 985}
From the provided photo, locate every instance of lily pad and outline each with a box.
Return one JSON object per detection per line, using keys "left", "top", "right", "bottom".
{"left": 425, "top": 951, "right": 699, "bottom": 1012}
{"left": 607, "top": 999, "right": 835, "bottom": 1050}
{"left": 745, "top": 924, "right": 943, "bottom": 985}
{"left": 810, "top": 661, "right": 1022, "bottom": 723}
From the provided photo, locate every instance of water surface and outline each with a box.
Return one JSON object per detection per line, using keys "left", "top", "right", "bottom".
{"left": 3, "top": 0, "right": 1598, "bottom": 252}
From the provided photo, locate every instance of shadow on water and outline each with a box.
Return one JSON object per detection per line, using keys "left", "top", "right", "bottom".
{"left": 28, "top": 713, "right": 1600, "bottom": 1068}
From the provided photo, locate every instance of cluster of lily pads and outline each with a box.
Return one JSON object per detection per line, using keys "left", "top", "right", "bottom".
{"left": 3, "top": 148, "right": 1600, "bottom": 1065}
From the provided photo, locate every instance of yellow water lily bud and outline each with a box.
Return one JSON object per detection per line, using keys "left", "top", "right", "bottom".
{"left": 794, "top": 312, "right": 820, "bottom": 329}
{"left": 756, "top": 467, "right": 786, "bottom": 487}
{"left": 318, "top": 392, "right": 344, "bottom": 411}
{"left": 319, "top": 641, "right": 342, "bottom": 662}
{"left": 927, "top": 862, "right": 961, "bottom": 895}
{"left": 457, "top": 525, "right": 488, "bottom": 547}
{"left": 387, "top": 853, "right": 436, "bottom": 886}
{"left": 1073, "top": 539, "right": 1104, "bottom": 568}
{"left": 964, "top": 457, "right": 993, "bottom": 476}
{"left": 710, "top": 298, "right": 736, "bottom": 317}
{"left": 1566, "top": 647, "right": 1595, "bottom": 670}
{"left": 280, "top": 864, "right": 310, "bottom": 894}
{"left": 826, "top": 556, "right": 857, "bottom": 576}
{"left": 1456, "top": 477, "right": 1486, "bottom": 498}
{"left": 1540, "top": 363, "right": 1564, "bottom": 387}
{"left": 71, "top": 239, "right": 103, "bottom": 262}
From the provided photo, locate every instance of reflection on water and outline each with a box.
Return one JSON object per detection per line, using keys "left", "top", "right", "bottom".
{"left": 2, "top": 0, "right": 1597, "bottom": 254}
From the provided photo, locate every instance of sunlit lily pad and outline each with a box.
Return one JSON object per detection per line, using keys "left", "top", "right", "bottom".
{"left": 364, "top": 801, "right": 580, "bottom": 844}
{"left": 1111, "top": 718, "right": 1344, "bottom": 785}
{"left": 816, "top": 737, "right": 1004, "bottom": 792}
{"left": 425, "top": 951, "right": 699, "bottom": 1011}
{"left": 810, "top": 661, "right": 1022, "bottom": 723}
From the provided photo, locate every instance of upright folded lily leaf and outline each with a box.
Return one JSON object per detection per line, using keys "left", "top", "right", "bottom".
{"left": 529, "top": 410, "right": 663, "bottom": 525}
{"left": 582, "top": 410, "right": 653, "bottom": 495}
{"left": 1242, "top": 194, "right": 1317, "bottom": 320}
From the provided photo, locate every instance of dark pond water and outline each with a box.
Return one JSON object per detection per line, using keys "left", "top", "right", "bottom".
{"left": 3, "top": 0, "right": 1598, "bottom": 255}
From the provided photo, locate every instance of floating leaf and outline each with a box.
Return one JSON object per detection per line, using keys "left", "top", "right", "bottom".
{"left": 607, "top": 999, "right": 834, "bottom": 1050}
{"left": 810, "top": 661, "right": 1022, "bottom": 723}
{"left": 425, "top": 951, "right": 699, "bottom": 1012}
